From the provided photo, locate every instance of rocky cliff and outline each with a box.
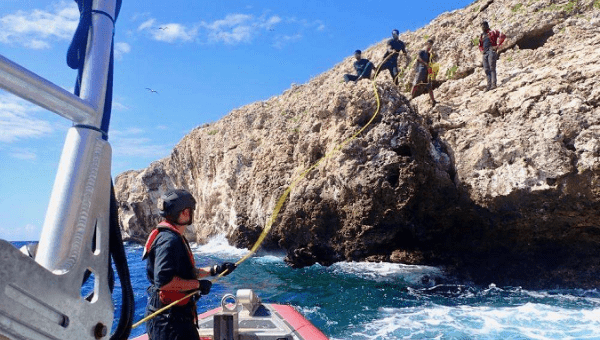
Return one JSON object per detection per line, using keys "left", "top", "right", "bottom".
{"left": 115, "top": 0, "right": 600, "bottom": 288}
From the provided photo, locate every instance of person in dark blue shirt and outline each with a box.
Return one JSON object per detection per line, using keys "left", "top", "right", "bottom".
{"left": 344, "top": 50, "right": 374, "bottom": 83}
{"left": 376, "top": 29, "right": 409, "bottom": 85}
{"left": 411, "top": 39, "right": 436, "bottom": 106}
{"left": 144, "top": 189, "right": 237, "bottom": 340}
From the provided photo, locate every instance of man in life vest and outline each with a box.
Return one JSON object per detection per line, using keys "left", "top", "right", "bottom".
{"left": 478, "top": 20, "right": 506, "bottom": 91}
{"left": 411, "top": 39, "right": 437, "bottom": 106}
{"left": 376, "top": 29, "right": 409, "bottom": 85}
{"left": 343, "top": 50, "right": 375, "bottom": 83}
{"left": 143, "top": 189, "right": 237, "bottom": 340}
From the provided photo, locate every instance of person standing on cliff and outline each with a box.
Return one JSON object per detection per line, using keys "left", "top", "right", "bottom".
{"left": 411, "top": 39, "right": 437, "bottom": 106}
{"left": 376, "top": 29, "right": 409, "bottom": 85}
{"left": 143, "top": 189, "right": 237, "bottom": 340}
{"left": 344, "top": 50, "right": 375, "bottom": 83}
{"left": 478, "top": 20, "right": 506, "bottom": 91}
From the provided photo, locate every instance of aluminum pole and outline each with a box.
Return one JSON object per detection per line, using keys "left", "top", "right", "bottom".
{"left": 0, "top": 54, "right": 97, "bottom": 124}
{"left": 35, "top": 0, "right": 117, "bottom": 272}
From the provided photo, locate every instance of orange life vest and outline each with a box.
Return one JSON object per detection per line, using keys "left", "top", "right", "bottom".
{"left": 143, "top": 221, "right": 196, "bottom": 306}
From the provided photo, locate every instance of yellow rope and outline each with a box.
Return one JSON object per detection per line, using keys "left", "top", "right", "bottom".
{"left": 132, "top": 49, "right": 397, "bottom": 331}
{"left": 393, "top": 55, "right": 418, "bottom": 86}
{"left": 131, "top": 269, "right": 231, "bottom": 329}
{"left": 234, "top": 55, "right": 391, "bottom": 268}
{"left": 410, "top": 51, "right": 440, "bottom": 91}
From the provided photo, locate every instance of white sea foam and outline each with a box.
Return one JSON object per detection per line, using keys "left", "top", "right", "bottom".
{"left": 253, "top": 254, "right": 284, "bottom": 264}
{"left": 521, "top": 289, "right": 600, "bottom": 305}
{"left": 339, "top": 303, "right": 600, "bottom": 340}
{"left": 190, "top": 234, "right": 249, "bottom": 258}
{"left": 125, "top": 242, "right": 143, "bottom": 250}
{"left": 328, "top": 261, "right": 443, "bottom": 284}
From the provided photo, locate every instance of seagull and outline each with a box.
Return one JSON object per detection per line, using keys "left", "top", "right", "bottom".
{"left": 158, "top": 26, "right": 169, "bottom": 30}
{"left": 145, "top": 88, "right": 158, "bottom": 94}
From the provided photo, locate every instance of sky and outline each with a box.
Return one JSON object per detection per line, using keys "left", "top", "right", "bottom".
{"left": 0, "top": 0, "right": 474, "bottom": 241}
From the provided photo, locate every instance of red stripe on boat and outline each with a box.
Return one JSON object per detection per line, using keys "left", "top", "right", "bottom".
{"left": 271, "top": 304, "right": 329, "bottom": 340}
{"left": 131, "top": 305, "right": 328, "bottom": 340}
{"left": 197, "top": 306, "right": 222, "bottom": 319}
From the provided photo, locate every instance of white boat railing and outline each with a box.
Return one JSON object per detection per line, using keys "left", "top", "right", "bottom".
{"left": 0, "top": 0, "right": 120, "bottom": 339}
{"left": 0, "top": 54, "right": 96, "bottom": 124}
{"left": 0, "top": 0, "right": 116, "bottom": 271}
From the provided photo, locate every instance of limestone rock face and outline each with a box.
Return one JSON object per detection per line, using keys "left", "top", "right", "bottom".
{"left": 115, "top": 0, "right": 600, "bottom": 288}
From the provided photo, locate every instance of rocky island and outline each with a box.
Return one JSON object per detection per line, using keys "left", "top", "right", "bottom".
{"left": 115, "top": 0, "right": 600, "bottom": 288}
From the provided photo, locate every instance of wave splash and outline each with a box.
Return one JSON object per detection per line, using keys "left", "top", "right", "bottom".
{"left": 342, "top": 302, "right": 600, "bottom": 340}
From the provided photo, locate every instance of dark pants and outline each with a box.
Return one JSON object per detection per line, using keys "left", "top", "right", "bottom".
{"left": 482, "top": 50, "right": 498, "bottom": 90}
{"left": 344, "top": 74, "right": 359, "bottom": 82}
{"left": 344, "top": 64, "right": 373, "bottom": 83}
{"left": 146, "top": 307, "right": 199, "bottom": 340}
{"left": 412, "top": 68, "right": 429, "bottom": 88}
{"left": 379, "top": 62, "right": 399, "bottom": 84}
{"left": 411, "top": 67, "right": 434, "bottom": 102}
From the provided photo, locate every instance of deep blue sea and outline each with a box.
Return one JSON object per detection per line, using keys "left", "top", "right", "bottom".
{"left": 12, "top": 239, "right": 600, "bottom": 339}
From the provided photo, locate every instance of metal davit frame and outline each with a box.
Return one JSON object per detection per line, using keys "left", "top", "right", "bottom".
{"left": 0, "top": 0, "right": 122, "bottom": 339}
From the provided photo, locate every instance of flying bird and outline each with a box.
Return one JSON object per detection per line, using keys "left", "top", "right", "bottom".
{"left": 145, "top": 88, "right": 158, "bottom": 94}
{"left": 158, "top": 26, "right": 169, "bottom": 30}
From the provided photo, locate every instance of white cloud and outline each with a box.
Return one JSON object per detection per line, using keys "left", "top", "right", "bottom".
{"left": 200, "top": 14, "right": 321, "bottom": 46}
{"left": 151, "top": 24, "right": 197, "bottom": 43}
{"left": 111, "top": 100, "right": 129, "bottom": 111}
{"left": 110, "top": 128, "right": 171, "bottom": 158}
{"left": 273, "top": 33, "right": 303, "bottom": 49}
{"left": 9, "top": 148, "right": 37, "bottom": 160}
{"left": 207, "top": 24, "right": 252, "bottom": 45}
{"left": 137, "top": 18, "right": 197, "bottom": 43}
{"left": 131, "top": 12, "right": 151, "bottom": 22}
{"left": 256, "top": 15, "right": 282, "bottom": 30}
{"left": 24, "top": 224, "right": 38, "bottom": 234}
{"left": 25, "top": 39, "right": 51, "bottom": 49}
{"left": 114, "top": 42, "right": 131, "bottom": 60}
{"left": 0, "top": 1, "right": 79, "bottom": 49}
{"left": 138, "top": 18, "right": 156, "bottom": 31}
{"left": 202, "top": 14, "right": 253, "bottom": 31}
{"left": 0, "top": 94, "right": 53, "bottom": 143}
{"left": 201, "top": 14, "right": 283, "bottom": 45}
{"left": 0, "top": 224, "right": 40, "bottom": 241}
{"left": 114, "top": 127, "right": 144, "bottom": 135}
{"left": 134, "top": 12, "right": 322, "bottom": 47}
{"left": 286, "top": 17, "right": 326, "bottom": 31}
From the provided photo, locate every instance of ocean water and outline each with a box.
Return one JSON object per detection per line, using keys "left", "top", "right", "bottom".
{"left": 11, "top": 238, "right": 600, "bottom": 339}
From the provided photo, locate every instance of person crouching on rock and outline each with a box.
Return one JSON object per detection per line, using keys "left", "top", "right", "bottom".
{"left": 344, "top": 49, "right": 375, "bottom": 83}
{"left": 411, "top": 39, "right": 437, "bottom": 106}
{"left": 478, "top": 20, "right": 506, "bottom": 91}
{"left": 143, "top": 189, "right": 237, "bottom": 340}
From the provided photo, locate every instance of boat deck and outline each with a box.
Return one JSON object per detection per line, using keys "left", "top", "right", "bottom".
{"left": 131, "top": 290, "right": 328, "bottom": 340}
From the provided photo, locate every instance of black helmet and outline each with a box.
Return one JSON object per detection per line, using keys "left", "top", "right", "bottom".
{"left": 392, "top": 29, "right": 399, "bottom": 36}
{"left": 158, "top": 189, "right": 196, "bottom": 222}
{"left": 481, "top": 21, "right": 489, "bottom": 29}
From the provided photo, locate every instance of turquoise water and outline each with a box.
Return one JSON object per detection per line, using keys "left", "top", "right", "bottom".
{"left": 12, "top": 239, "right": 600, "bottom": 339}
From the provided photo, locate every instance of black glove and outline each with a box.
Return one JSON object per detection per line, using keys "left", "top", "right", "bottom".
{"left": 210, "top": 262, "right": 237, "bottom": 276}
{"left": 198, "top": 279, "right": 212, "bottom": 295}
